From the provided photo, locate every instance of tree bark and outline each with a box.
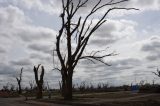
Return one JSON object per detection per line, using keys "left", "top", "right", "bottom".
{"left": 33, "top": 64, "right": 44, "bottom": 99}
{"left": 62, "top": 73, "right": 73, "bottom": 100}
{"left": 18, "top": 82, "right": 22, "bottom": 94}
{"left": 36, "top": 86, "right": 43, "bottom": 99}
{"left": 16, "top": 67, "right": 23, "bottom": 94}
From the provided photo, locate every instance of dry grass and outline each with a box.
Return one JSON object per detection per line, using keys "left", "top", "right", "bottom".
{"left": 32, "top": 91, "right": 160, "bottom": 106}
{"left": 74, "top": 91, "right": 143, "bottom": 99}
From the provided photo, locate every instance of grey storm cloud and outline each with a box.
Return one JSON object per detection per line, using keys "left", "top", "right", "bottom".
{"left": 10, "top": 58, "right": 32, "bottom": 66}
{"left": 146, "top": 54, "right": 160, "bottom": 61}
{"left": 141, "top": 36, "right": 160, "bottom": 61}
{"left": 0, "top": 63, "right": 16, "bottom": 76}
{"left": 147, "top": 65, "right": 157, "bottom": 69}
{"left": 17, "top": 27, "right": 55, "bottom": 42}
{"left": 28, "top": 43, "right": 52, "bottom": 54}
{"left": 90, "top": 38, "right": 116, "bottom": 46}
{"left": 79, "top": 57, "right": 141, "bottom": 83}
{"left": 111, "top": 58, "right": 142, "bottom": 67}
{"left": 30, "top": 53, "right": 49, "bottom": 60}
{"left": 0, "top": 46, "right": 6, "bottom": 53}
{"left": 29, "top": 53, "right": 53, "bottom": 65}
{"left": 79, "top": 57, "right": 141, "bottom": 72}
{"left": 141, "top": 41, "right": 160, "bottom": 53}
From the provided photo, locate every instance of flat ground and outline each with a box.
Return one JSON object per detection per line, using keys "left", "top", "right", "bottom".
{"left": 0, "top": 97, "right": 69, "bottom": 106}
{"left": 39, "top": 91, "right": 160, "bottom": 106}
{"left": 1, "top": 91, "right": 160, "bottom": 106}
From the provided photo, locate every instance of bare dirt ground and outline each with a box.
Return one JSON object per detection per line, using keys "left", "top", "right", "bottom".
{"left": 78, "top": 92, "right": 160, "bottom": 106}
{"left": 89, "top": 93, "right": 160, "bottom": 106}
{"left": 0, "top": 97, "right": 70, "bottom": 106}
{"left": 0, "top": 97, "right": 35, "bottom": 106}
{"left": 1, "top": 92, "right": 160, "bottom": 106}
{"left": 38, "top": 91, "right": 160, "bottom": 106}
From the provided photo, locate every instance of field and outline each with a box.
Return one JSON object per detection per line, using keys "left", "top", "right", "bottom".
{"left": 36, "top": 91, "right": 160, "bottom": 106}
{"left": 1, "top": 91, "right": 160, "bottom": 106}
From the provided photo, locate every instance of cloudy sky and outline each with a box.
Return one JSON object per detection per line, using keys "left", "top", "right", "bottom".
{"left": 0, "top": 0, "right": 160, "bottom": 89}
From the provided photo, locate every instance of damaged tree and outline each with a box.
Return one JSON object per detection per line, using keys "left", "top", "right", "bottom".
{"left": 152, "top": 68, "right": 160, "bottom": 77}
{"left": 16, "top": 67, "right": 23, "bottom": 94}
{"left": 33, "top": 64, "right": 45, "bottom": 99}
{"left": 55, "top": 0, "right": 138, "bottom": 100}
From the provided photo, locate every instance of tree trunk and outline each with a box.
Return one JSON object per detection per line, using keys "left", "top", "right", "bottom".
{"left": 61, "top": 76, "right": 65, "bottom": 96}
{"left": 62, "top": 74, "right": 72, "bottom": 100}
{"left": 18, "top": 83, "right": 22, "bottom": 94}
{"left": 19, "top": 86, "right": 22, "bottom": 94}
{"left": 36, "top": 86, "right": 42, "bottom": 99}
{"left": 33, "top": 65, "right": 44, "bottom": 99}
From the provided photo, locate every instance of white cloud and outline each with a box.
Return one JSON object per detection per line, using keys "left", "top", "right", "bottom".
{"left": 130, "top": 0, "right": 160, "bottom": 11}
{"left": 89, "top": 19, "right": 137, "bottom": 46}
{"left": 0, "top": 5, "right": 56, "bottom": 49}
{"left": 0, "top": 5, "right": 27, "bottom": 25}
{"left": 0, "top": 5, "right": 57, "bottom": 88}
{"left": 0, "top": 0, "right": 61, "bottom": 15}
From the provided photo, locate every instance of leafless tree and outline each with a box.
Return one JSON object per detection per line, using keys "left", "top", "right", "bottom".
{"left": 2, "top": 82, "right": 10, "bottom": 91}
{"left": 54, "top": 0, "right": 138, "bottom": 100}
{"left": 16, "top": 67, "right": 23, "bottom": 94}
{"left": 58, "top": 81, "right": 62, "bottom": 95}
{"left": 33, "top": 64, "right": 45, "bottom": 99}
{"left": 152, "top": 68, "right": 160, "bottom": 77}
{"left": 9, "top": 84, "right": 15, "bottom": 92}
{"left": 29, "top": 80, "right": 35, "bottom": 91}
{"left": 46, "top": 81, "right": 51, "bottom": 99}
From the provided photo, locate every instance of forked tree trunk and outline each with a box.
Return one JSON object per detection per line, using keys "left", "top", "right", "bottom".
{"left": 16, "top": 67, "right": 23, "bottom": 94}
{"left": 33, "top": 64, "right": 44, "bottom": 99}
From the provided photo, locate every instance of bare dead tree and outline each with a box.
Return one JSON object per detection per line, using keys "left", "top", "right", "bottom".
{"left": 54, "top": 0, "right": 138, "bottom": 100}
{"left": 2, "top": 82, "right": 10, "bottom": 91}
{"left": 29, "top": 80, "right": 35, "bottom": 91}
{"left": 16, "top": 67, "right": 23, "bottom": 94}
{"left": 152, "top": 68, "right": 160, "bottom": 77}
{"left": 10, "top": 84, "right": 15, "bottom": 92}
{"left": 46, "top": 81, "right": 51, "bottom": 99}
{"left": 33, "top": 64, "right": 45, "bottom": 99}
{"left": 58, "top": 80, "right": 63, "bottom": 95}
